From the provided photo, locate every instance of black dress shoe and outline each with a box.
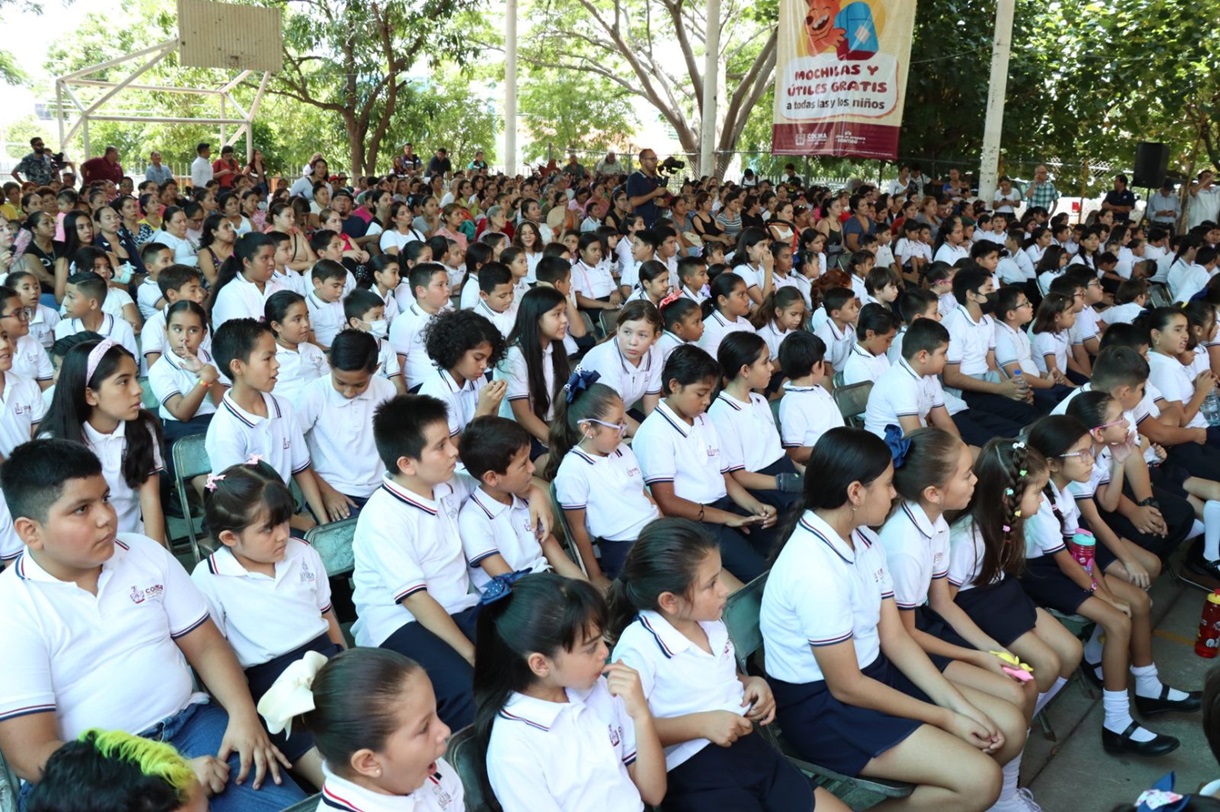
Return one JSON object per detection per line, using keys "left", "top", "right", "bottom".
{"left": 1081, "top": 659, "right": 1104, "bottom": 689}
{"left": 1135, "top": 684, "right": 1203, "bottom": 716}
{"left": 1102, "top": 721, "right": 1180, "bottom": 757}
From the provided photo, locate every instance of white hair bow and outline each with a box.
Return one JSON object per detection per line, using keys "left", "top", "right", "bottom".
{"left": 256, "top": 651, "right": 328, "bottom": 737}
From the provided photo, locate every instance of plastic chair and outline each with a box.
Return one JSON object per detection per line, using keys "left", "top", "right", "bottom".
{"left": 280, "top": 794, "right": 322, "bottom": 812}
{"left": 832, "top": 380, "right": 873, "bottom": 428}
{"left": 139, "top": 376, "right": 158, "bottom": 410}
{"left": 547, "top": 482, "right": 591, "bottom": 576}
{"left": 305, "top": 517, "right": 358, "bottom": 578}
{"left": 1149, "top": 283, "right": 1172, "bottom": 308}
{"left": 599, "top": 308, "right": 619, "bottom": 338}
{"left": 721, "top": 573, "right": 915, "bottom": 805}
{"left": 170, "top": 434, "right": 212, "bottom": 563}
{"left": 446, "top": 725, "right": 492, "bottom": 812}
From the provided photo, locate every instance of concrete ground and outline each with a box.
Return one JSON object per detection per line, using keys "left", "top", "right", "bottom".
{"left": 1022, "top": 562, "right": 1219, "bottom": 810}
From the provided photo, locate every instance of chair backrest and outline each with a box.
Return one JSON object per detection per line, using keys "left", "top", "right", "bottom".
{"left": 446, "top": 725, "right": 492, "bottom": 812}
{"left": 280, "top": 793, "right": 322, "bottom": 812}
{"left": 721, "top": 573, "right": 768, "bottom": 674}
{"left": 171, "top": 433, "right": 212, "bottom": 480}
{"left": 1149, "top": 283, "right": 1171, "bottom": 308}
{"left": 599, "top": 308, "right": 619, "bottom": 338}
{"left": 139, "top": 377, "right": 158, "bottom": 410}
{"left": 0, "top": 745, "right": 19, "bottom": 812}
{"left": 833, "top": 380, "right": 873, "bottom": 427}
{"left": 305, "top": 516, "right": 359, "bottom": 578}
{"left": 548, "top": 482, "right": 589, "bottom": 575}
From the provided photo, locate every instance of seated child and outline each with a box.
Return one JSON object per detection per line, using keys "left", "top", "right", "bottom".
{"left": 389, "top": 262, "right": 453, "bottom": 390}
{"left": 367, "top": 254, "right": 401, "bottom": 322}
{"left": 626, "top": 259, "right": 672, "bottom": 306}
{"left": 147, "top": 301, "right": 227, "bottom": 443}
{"left": 418, "top": 308, "right": 506, "bottom": 447}
{"left": 305, "top": 259, "right": 348, "bottom": 350}
{"left": 994, "top": 286, "right": 1071, "bottom": 412}
{"left": 658, "top": 295, "right": 704, "bottom": 363}
{"left": 696, "top": 272, "right": 756, "bottom": 361}
{"left": 208, "top": 233, "right": 280, "bottom": 331}
{"left": 266, "top": 291, "right": 329, "bottom": 405}
{"left": 343, "top": 288, "right": 404, "bottom": 392}
{"left": 53, "top": 272, "right": 138, "bottom": 359}
{"left": 863, "top": 266, "right": 900, "bottom": 310}
{"left": 6, "top": 270, "right": 59, "bottom": 350}
{"left": 812, "top": 286, "right": 860, "bottom": 381}
{"left": 778, "top": 332, "right": 843, "bottom": 463}
{"left": 135, "top": 241, "right": 174, "bottom": 320}
{"left": 495, "top": 286, "right": 571, "bottom": 465}
{"left": 141, "top": 265, "right": 207, "bottom": 372}
{"left": 575, "top": 300, "right": 663, "bottom": 433}
{"left": 1099, "top": 279, "right": 1149, "bottom": 329}
{"left": 0, "top": 283, "right": 54, "bottom": 388}
{"left": 472, "top": 261, "right": 518, "bottom": 338}
{"left": 676, "top": 255, "right": 710, "bottom": 305}
{"left": 842, "top": 303, "right": 897, "bottom": 385}
{"left": 750, "top": 286, "right": 806, "bottom": 360}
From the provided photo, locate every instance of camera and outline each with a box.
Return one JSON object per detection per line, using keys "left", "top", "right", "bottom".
{"left": 50, "top": 152, "right": 67, "bottom": 170}
{"left": 659, "top": 156, "right": 685, "bottom": 175}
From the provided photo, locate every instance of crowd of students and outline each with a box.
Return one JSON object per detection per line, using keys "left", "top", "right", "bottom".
{"left": 0, "top": 153, "right": 1217, "bottom": 812}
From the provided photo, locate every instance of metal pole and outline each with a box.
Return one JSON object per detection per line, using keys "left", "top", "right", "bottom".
{"left": 504, "top": 0, "right": 518, "bottom": 176}
{"left": 55, "top": 81, "right": 65, "bottom": 153}
{"left": 978, "top": 0, "right": 1015, "bottom": 204}
{"left": 220, "top": 96, "right": 226, "bottom": 146}
{"left": 699, "top": 0, "right": 721, "bottom": 177}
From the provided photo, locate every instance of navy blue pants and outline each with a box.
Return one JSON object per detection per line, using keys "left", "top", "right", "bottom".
{"left": 700, "top": 495, "right": 776, "bottom": 581}
{"left": 963, "top": 390, "right": 1040, "bottom": 432}
{"left": 380, "top": 606, "right": 479, "bottom": 730}
{"left": 663, "top": 731, "right": 814, "bottom": 812}
{"left": 245, "top": 634, "right": 343, "bottom": 762}
{"left": 954, "top": 407, "right": 1025, "bottom": 447}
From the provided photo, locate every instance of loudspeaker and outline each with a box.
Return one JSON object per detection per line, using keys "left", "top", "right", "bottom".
{"left": 1134, "top": 142, "right": 1169, "bottom": 189}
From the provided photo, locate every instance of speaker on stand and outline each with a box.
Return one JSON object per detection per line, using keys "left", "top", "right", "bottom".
{"left": 1133, "top": 142, "right": 1170, "bottom": 228}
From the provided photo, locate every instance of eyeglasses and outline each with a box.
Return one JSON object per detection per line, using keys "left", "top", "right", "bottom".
{"left": 1016, "top": 301, "right": 1034, "bottom": 309}
{"left": 585, "top": 418, "right": 627, "bottom": 437}
{"left": 1092, "top": 418, "right": 1127, "bottom": 431}
{"left": 1060, "top": 448, "right": 1095, "bottom": 462}
{"left": 0, "top": 308, "right": 30, "bottom": 322}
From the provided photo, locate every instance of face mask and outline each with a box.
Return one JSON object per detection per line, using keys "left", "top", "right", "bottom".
{"left": 367, "top": 319, "right": 388, "bottom": 340}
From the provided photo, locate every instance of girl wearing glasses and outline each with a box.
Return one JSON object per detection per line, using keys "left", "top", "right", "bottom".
{"left": 1022, "top": 414, "right": 1198, "bottom": 757}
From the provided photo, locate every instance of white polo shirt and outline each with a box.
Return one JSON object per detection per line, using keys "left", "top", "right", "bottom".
{"left": 707, "top": 391, "right": 784, "bottom": 472}
{"left": 141, "top": 309, "right": 214, "bottom": 374}
{"left": 878, "top": 501, "right": 950, "bottom": 610}
{"left": 779, "top": 385, "right": 843, "bottom": 450}
{"left": 305, "top": 293, "right": 346, "bottom": 348}
{"left": 418, "top": 366, "right": 486, "bottom": 437}
{"left": 271, "top": 269, "right": 308, "bottom": 298}
{"left": 0, "top": 534, "right": 209, "bottom": 740}
{"left": 761, "top": 511, "right": 893, "bottom": 684}
{"left": 612, "top": 610, "right": 744, "bottom": 770}
{"left": 54, "top": 314, "right": 137, "bottom": 360}
{"left": 842, "top": 343, "right": 890, "bottom": 385}
{"left": 488, "top": 679, "right": 641, "bottom": 812}
{"left": 274, "top": 342, "right": 330, "bottom": 406}
{"left": 1032, "top": 329, "right": 1069, "bottom": 375}
{"left": 296, "top": 374, "right": 394, "bottom": 497}
{"left": 389, "top": 302, "right": 442, "bottom": 390}
{"left": 211, "top": 274, "right": 282, "bottom": 331}
{"left": 350, "top": 474, "right": 478, "bottom": 646}
{"left": 1024, "top": 480, "right": 1073, "bottom": 560}
{"left": 570, "top": 259, "right": 616, "bottom": 299}
{"left": 934, "top": 243, "right": 970, "bottom": 265}
{"left": 1147, "top": 351, "right": 1208, "bottom": 428}
{"left": 947, "top": 517, "right": 1003, "bottom": 594}
{"left": 27, "top": 304, "right": 59, "bottom": 350}
{"left": 756, "top": 322, "right": 792, "bottom": 358}
{"left": 458, "top": 489, "right": 549, "bottom": 591}
{"left": 1100, "top": 302, "right": 1143, "bottom": 327}
{"left": 943, "top": 305, "right": 995, "bottom": 378}
{"left": 697, "top": 311, "right": 754, "bottom": 360}
{"left": 994, "top": 321, "right": 1039, "bottom": 377}
{"left": 0, "top": 371, "right": 44, "bottom": 453}
{"left": 656, "top": 331, "right": 687, "bottom": 364}
{"left": 82, "top": 420, "right": 163, "bottom": 534}
{"left": 813, "top": 317, "right": 856, "bottom": 370}
{"left": 575, "top": 340, "right": 663, "bottom": 409}
{"left": 1168, "top": 262, "right": 1211, "bottom": 303}
{"left": 1068, "top": 305, "right": 1100, "bottom": 347}
{"left": 554, "top": 445, "right": 659, "bottom": 543}
{"left": 862, "top": 358, "right": 944, "bottom": 438}
{"left": 473, "top": 298, "right": 516, "bottom": 339}
{"left": 205, "top": 390, "right": 311, "bottom": 483}
{"left": 678, "top": 285, "right": 708, "bottom": 305}
{"left": 11, "top": 334, "right": 52, "bottom": 384}
{"left": 189, "top": 540, "right": 331, "bottom": 668}
{"left": 318, "top": 762, "right": 465, "bottom": 812}
{"left": 497, "top": 342, "right": 557, "bottom": 421}
{"left": 148, "top": 348, "right": 222, "bottom": 423}
{"left": 634, "top": 400, "right": 729, "bottom": 504}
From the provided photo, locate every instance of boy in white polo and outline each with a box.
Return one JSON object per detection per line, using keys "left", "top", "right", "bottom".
{"left": 777, "top": 332, "right": 843, "bottom": 465}
{"left": 389, "top": 262, "right": 453, "bottom": 391}
{"left": 457, "top": 417, "right": 586, "bottom": 591}
{"left": 0, "top": 439, "right": 306, "bottom": 811}
{"left": 0, "top": 333, "right": 45, "bottom": 566}
{"left": 812, "top": 287, "right": 860, "bottom": 380}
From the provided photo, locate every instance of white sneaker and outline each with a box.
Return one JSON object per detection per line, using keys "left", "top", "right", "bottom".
{"left": 987, "top": 789, "right": 1043, "bottom": 812}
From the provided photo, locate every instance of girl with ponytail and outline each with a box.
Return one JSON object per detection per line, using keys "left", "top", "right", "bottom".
{"left": 209, "top": 232, "right": 277, "bottom": 330}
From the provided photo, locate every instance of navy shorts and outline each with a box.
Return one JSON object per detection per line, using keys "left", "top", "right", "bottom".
{"left": 664, "top": 730, "right": 815, "bottom": 812}
{"left": 244, "top": 633, "right": 343, "bottom": 762}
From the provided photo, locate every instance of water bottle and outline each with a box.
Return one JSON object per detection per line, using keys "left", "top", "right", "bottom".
{"left": 1069, "top": 529, "right": 1096, "bottom": 575}
{"left": 1204, "top": 391, "right": 1220, "bottom": 427}
{"left": 1195, "top": 589, "right": 1220, "bottom": 658}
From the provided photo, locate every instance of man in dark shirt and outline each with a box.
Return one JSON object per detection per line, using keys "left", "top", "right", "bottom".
{"left": 427, "top": 148, "right": 453, "bottom": 178}
{"left": 393, "top": 143, "right": 423, "bottom": 176}
{"left": 626, "top": 149, "right": 668, "bottom": 228}
{"left": 1101, "top": 173, "right": 1136, "bottom": 223}
{"left": 80, "top": 146, "right": 123, "bottom": 186}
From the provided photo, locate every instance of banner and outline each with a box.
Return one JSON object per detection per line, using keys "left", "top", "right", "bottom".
{"left": 771, "top": 0, "right": 917, "bottom": 160}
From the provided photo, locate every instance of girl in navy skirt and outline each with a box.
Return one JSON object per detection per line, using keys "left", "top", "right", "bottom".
{"left": 946, "top": 438, "right": 1083, "bottom": 719}
{"left": 1023, "top": 416, "right": 1198, "bottom": 757}
{"left": 760, "top": 427, "right": 1027, "bottom": 812}
{"left": 190, "top": 460, "right": 346, "bottom": 790}
{"left": 609, "top": 518, "right": 848, "bottom": 812}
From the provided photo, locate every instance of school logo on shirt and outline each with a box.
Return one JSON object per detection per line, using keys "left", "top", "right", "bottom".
{"left": 872, "top": 567, "right": 886, "bottom": 585}
{"left": 625, "top": 465, "right": 641, "bottom": 477}
{"left": 705, "top": 444, "right": 719, "bottom": 458}
{"left": 12, "top": 403, "right": 27, "bottom": 416}
{"left": 129, "top": 583, "right": 165, "bottom": 603}
{"left": 300, "top": 563, "right": 317, "bottom": 584}
{"left": 608, "top": 722, "right": 623, "bottom": 748}
{"left": 428, "top": 772, "right": 454, "bottom": 808}
{"left": 283, "top": 438, "right": 291, "bottom": 450}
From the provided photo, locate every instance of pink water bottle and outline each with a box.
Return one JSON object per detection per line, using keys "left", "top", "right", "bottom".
{"left": 1069, "top": 529, "right": 1096, "bottom": 574}
{"left": 1197, "top": 590, "right": 1220, "bottom": 658}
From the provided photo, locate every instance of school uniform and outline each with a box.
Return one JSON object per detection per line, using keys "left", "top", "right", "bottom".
{"left": 678, "top": 285, "right": 708, "bottom": 305}
{"left": 1031, "top": 329, "right": 1070, "bottom": 376}
{"left": 274, "top": 342, "right": 330, "bottom": 406}
{"left": 190, "top": 541, "right": 340, "bottom": 761}
{"left": 575, "top": 339, "right": 663, "bottom": 411}
{"left": 697, "top": 310, "right": 754, "bottom": 360}
{"left": 1069, "top": 305, "right": 1100, "bottom": 350}
{"left": 842, "top": 343, "right": 890, "bottom": 385}
{"left": 271, "top": 268, "right": 308, "bottom": 298}
{"left": 1037, "top": 269, "right": 1064, "bottom": 297}
{"left": 473, "top": 298, "right": 515, "bottom": 338}
{"left": 11, "top": 333, "right": 52, "bottom": 385}
{"left": 205, "top": 390, "right": 310, "bottom": 484}
{"left": 734, "top": 264, "right": 766, "bottom": 295}
{"left": 862, "top": 358, "right": 943, "bottom": 438}
{"left": 994, "top": 321, "right": 1040, "bottom": 378}
{"left": 1168, "top": 261, "right": 1211, "bottom": 303}
{"left": 418, "top": 366, "right": 486, "bottom": 438}
{"left": 141, "top": 309, "right": 214, "bottom": 374}
{"left": 375, "top": 337, "right": 402, "bottom": 384}
{"left": 147, "top": 348, "right": 221, "bottom": 441}
{"left": 946, "top": 518, "right": 1039, "bottom": 647}
{"left": 81, "top": 420, "right": 163, "bottom": 534}
{"left": 708, "top": 390, "right": 799, "bottom": 511}
{"left": 101, "top": 287, "right": 136, "bottom": 324}
{"left": 553, "top": 444, "right": 659, "bottom": 577}
{"left": 459, "top": 489, "right": 550, "bottom": 591}
{"left": 813, "top": 317, "right": 856, "bottom": 371}
{"left": 612, "top": 610, "right": 813, "bottom": 812}
{"left": 761, "top": 511, "right": 931, "bottom": 776}
{"left": 135, "top": 278, "right": 162, "bottom": 321}
{"left": 944, "top": 304, "right": 1036, "bottom": 428}
{"left": 634, "top": 401, "right": 769, "bottom": 581}
{"left": 756, "top": 322, "right": 792, "bottom": 358}
{"left": 878, "top": 501, "right": 961, "bottom": 651}
{"left": 305, "top": 292, "right": 345, "bottom": 348}
{"left": 372, "top": 285, "right": 401, "bottom": 324}
{"left": 389, "top": 302, "right": 441, "bottom": 390}
{"left": 571, "top": 258, "right": 617, "bottom": 300}
{"left": 55, "top": 313, "right": 138, "bottom": 359}
{"left": 1099, "top": 301, "right": 1144, "bottom": 327}
{"left": 1019, "top": 479, "right": 1093, "bottom": 612}
{"left": 211, "top": 274, "right": 282, "bottom": 331}
{"left": 27, "top": 303, "right": 59, "bottom": 349}
{"left": 779, "top": 384, "right": 843, "bottom": 450}
{"left": 0, "top": 371, "right": 45, "bottom": 562}
{"left": 487, "top": 678, "right": 643, "bottom": 812}
{"left": 351, "top": 473, "right": 479, "bottom": 728}
{"left": 297, "top": 374, "right": 394, "bottom": 500}
{"left": 937, "top": 292, "right": 957, "bottom": 319}
{"left": 791, "top": 275, "right": 816, "bottom": 312}
{"left": 656, "top": 330, "right": 687, "bottom": 364}
{"left": 0, "top": 534, "right": 307, "bottom": 810}
{"left": 496, "top": 342, "right": 557, "bottom": 424}
{"left": 317, "top": 763, "right": 465, "bottom": 812}
{"left": 933, "top": 243, "right": 969, "bottom": 266}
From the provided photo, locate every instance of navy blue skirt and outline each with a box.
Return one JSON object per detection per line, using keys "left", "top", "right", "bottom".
{"left": 664, "top": 730, "right": 814, "bottom": 812}
{"left": 245, "top": 633, "right": 343, "bottom": 762}
{"left": 767, "top": 654, "right": 929, "bottom": 777}
{"left": 1018, "top": 556, "right": 1091, "bottom": 614}
{"left": 952, "top": 576, "right": 1038, "bottom": 648}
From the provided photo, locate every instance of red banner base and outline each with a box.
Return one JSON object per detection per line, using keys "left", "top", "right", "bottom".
{"left": 771, "top": 122, "right": 900, "bottom": 160}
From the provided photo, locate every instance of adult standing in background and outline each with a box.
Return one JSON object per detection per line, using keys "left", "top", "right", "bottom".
{"left": 595, "top": 151, "right": 624, "bottom": 176}
{"left": 1024, "top": 164, "right": 1060, "bottom": 213}
{"left": 243, "top": 148, "right": 269, "bottom": 193}
{"left": 993, "top": 175, "right": 1022, "bottom": 215}
{"left": 80, "top": 146, "right": 123, "bottom": 186}
{"left": 627, "top": 148, "right": 668, "bottom": 228}
{"left": 393, "top": 143, "right": 422, "bottom": 176}
{"left": 11, "top": 138, "right": 58, "bottom": 187}
{"left": 190, "top": 143, "right": 213, "bottom": 190}
{"left": 144, "top": 151, "right": 174, "bottom": 186}
{"left": 211, "top": 145, "right": 240, "bottom": 191}
{"left": 1188, "top": 169, "right": 1220, "bottom": 229}
{"left": 290, "top": 157, "right": 330, "bottom": 200}
{"left": 427, "top": 147, "right": 453, "bottom": 178}
{"left": 1148, "top": 179, "right": 1181, "bottom": 232}
{"left": 562, "top": 153, "right": 588, "bottom": 180}
{"left": 1100, "top": 173, "right": 1136, "bottom": 222}
{"left": 467, "top": 150, "right": 489, "bottom": 173}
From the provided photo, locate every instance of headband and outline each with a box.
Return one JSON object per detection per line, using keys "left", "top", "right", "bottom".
{"left": 86, "top": 339, "right": 119, "bottom": 383}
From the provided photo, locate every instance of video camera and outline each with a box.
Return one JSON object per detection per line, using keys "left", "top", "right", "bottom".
{"left": 655, "top": 156, "right": 686, "bottom": 205}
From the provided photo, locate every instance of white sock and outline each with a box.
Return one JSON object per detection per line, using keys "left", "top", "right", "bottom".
{"left": 1084, "top": 624, "right": 1105, "bottom": 666}
{"left": 1131, "top": 663, "right": 1190, "bottom": 701}
{"left": 1034, "top": 676, "right": 1068, "bottom": 716}
{"left": 1204, "top": 501, "right": 1220, "bottom": 561}
{"left": 1103, "top": 689, "right": 1156, "bottom": 741}
{"left": 1191, "top": 518, "right": 1206, "bottom": 540}
{"left": 999, "top": 751, "right": 1022, "bottom": 800}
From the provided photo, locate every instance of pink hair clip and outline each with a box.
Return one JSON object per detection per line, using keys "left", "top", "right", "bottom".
{"left": 205, "top": 473, "right": 225, "bottom": 492}
{"left": 246, "top": 454, "right": 265, "bottom": 466}
{"left": 1002, "top": 525, "right": 1012, "bottom": 533}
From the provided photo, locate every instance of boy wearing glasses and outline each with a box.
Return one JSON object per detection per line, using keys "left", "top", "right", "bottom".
{"left": 0, "top": 285, "right": 54, "bottom": 389}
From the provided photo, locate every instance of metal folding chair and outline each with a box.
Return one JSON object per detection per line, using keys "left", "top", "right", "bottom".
{"left": 170, "top": 434, "right": 211, "bottom": 563}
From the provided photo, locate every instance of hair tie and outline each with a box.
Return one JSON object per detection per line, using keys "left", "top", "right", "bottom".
{"left": 246, "top": 454, "right": 265, "bottom": 466}
{"left": 479, "top": 569, "right": 532, "bottom": 606}
{"left": 1135, "top": 773, "right": 1189, "bottom": 812}
{"left": 256, "top": 651, "right": 328, "bottom": 738}
{"left": 883, "top": 425, "right": 911, "bottom": 469}
{"left": 658, "top": 290, "right": 682, "bottom": 310}
{"left": 204, "top": 473, "right": 225, "bottom": 492}
{"left": 564, "top": 369, "right": 601, "bottom": 403}
{"left": 85, "top": 338, "right": 119, "bottom": 383}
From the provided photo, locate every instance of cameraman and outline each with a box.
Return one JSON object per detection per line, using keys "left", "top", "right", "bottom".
{"left": 627, "top": 149, "right": 669, "bottom": 228}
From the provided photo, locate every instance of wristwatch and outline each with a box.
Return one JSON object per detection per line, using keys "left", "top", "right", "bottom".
{"left": 1136, "top": 497, "right": 1160, "bottom": 509}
